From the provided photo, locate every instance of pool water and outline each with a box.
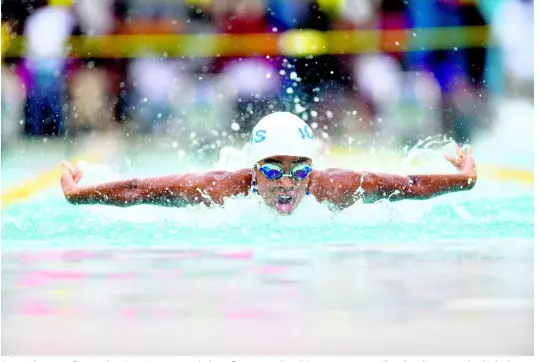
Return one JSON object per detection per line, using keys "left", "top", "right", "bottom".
{"left": 1, "top": 142, "right": 534, "bottom": 355}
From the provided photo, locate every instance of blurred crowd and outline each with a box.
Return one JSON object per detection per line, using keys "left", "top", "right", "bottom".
{"left": 1, "top": 0, "right": 534, "bottom": 153}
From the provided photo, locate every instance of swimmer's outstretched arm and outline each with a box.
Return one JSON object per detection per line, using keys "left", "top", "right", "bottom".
{"left": 61, "top": 162, "right": 252, "bottom": 207}
{"left": 311, "top": 145, "right": 477, "bottom": 208}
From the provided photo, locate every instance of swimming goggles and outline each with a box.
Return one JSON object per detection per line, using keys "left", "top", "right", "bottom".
{"left": 256, "top": 163, "right": 312, "bottom": 181}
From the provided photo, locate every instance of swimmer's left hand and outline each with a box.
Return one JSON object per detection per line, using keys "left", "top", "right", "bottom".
{"left": 61, "top": 161, "right": 84, "bottom": 199}
{"left": 444, "top": 144, "right": 477, "bottom": 180}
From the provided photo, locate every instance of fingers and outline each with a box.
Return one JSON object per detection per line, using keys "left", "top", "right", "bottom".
{"left": 62, "top": 161, "right": 85, "bottom": 185}
{"left": 62, "top": 163, "right": 73, "bottom": 180}
{"left": 444, "top": 154, "right": 455, "bottom": 163}
{"left": 444, "top": 155, "right": 463, "bottom": 169}
{"left": 446, "top": 144, "right": 475, "bottom": 172}
{"left": 62, "top": 161, "right": 72, "bottom": 172}
{"left": 455, "top": 144, "right": 465, "bottom": 158}
{"left": 73, "top": 169, "right": 83, "bottom": 183}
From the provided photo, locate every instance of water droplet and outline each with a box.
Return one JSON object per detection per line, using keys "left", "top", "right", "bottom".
{"left": 279, "top": 70, "right": 286, "bottom": 76}
{"left": 286, "top": 87, "right": 294, "bottom": 94}
{"left": 453, "top": 47, "right": 458, "bottom": 51}
{"left": 395, "top": 41, "right": 400, "bottom": 46}
{"left": 290, "top": 72, "right": 297, "bottom": 80}
{"left": 266, "top": 73, "right": 271, "bottom": 79}
{"left": 272, "top": 27, "right": 278, "bottom": 32}
{"left": 231, "top": 122, "right": 240, "bottom": 131}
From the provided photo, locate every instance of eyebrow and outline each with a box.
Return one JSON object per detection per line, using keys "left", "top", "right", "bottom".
{"left": 263, "top": 158, "right": 283, "bottom": 164}
{"left": 262, "top": 157, "right": 309, "bottom": 164}
{"left": 292, "top": 157, "right": 309, "bottom": 163}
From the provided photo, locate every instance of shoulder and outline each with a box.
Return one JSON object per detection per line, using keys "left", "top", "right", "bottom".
{"left": 202, "top": 168, "right": 252, "bottom": 200}
{"left": 309, "top": 168, "right": 385, "bottom": 207}
{"left": 203, "top": 168, "right": 252, "bottom": 182}
{"left": 309, "top": 168, "right": 362, "bottom": 206}
{"left": 311, "top": 168, "right": 368, "bottom": 187}
{"left": 165, "top": 168, "right": 251, "bottom": 197}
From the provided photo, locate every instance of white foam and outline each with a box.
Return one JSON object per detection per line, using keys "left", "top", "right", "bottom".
{"left": 78, "top": 98, "right": 534, "bottom": 229}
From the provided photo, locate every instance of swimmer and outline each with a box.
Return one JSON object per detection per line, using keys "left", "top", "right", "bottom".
{"left": 61, "top": 112, "right": 477, "bottom": 215}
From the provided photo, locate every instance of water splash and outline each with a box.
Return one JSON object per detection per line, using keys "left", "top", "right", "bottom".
{"left": 74, "top": 132, "right": 479, "bottom": 232}
{"left": 401, "top": 135, "right": 461, "bottom": 175}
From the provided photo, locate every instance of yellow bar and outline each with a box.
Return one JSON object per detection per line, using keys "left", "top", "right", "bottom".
{"left": 1, "top": 152, "right": 101, "bottom": 207}
{"left": 2, "top": 26, "right": 493, "bottom": 58}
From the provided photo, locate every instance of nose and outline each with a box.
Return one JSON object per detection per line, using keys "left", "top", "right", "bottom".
{"left": 277, "top": 176, "right": 295, "bottom": 189}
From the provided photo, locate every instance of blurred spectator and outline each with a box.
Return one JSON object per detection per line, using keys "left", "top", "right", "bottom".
{"left": 74, "top": 0, "right": 115, "bottom": 36}
{"left": 269, "top": 0, "right": 358, "bottom": 143}
{"left": 491, "top": 0, "right": 534, "bottom": 98}
{"left": 406, "top": 0, "right": 489, "bottom": 144}
{"left": 127, "top": 57, "right": 179, "bottom": 133}
{"left": 213, "top": 0, "right": 280, "bottom": 138}
{"left": 22, "top": 1, "right": 75, "bottom": 137}
{"left": 1, "top": 61, "right": 26, "bottom": 148}
{"left": 68, "top": 63, "right": 117, "bottom": 134}
{"left": 1, "top": 0, "right": 44, "bottom": 35}
{"left": 66, "top": 0, "right": 117, "bottom": 135}
{"left": 0, "top": 0, "right": 530, "bottom": 151}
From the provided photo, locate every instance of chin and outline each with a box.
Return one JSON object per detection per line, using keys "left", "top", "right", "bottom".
{"left": 275, "top": 207, "right": 296, "bottom": 215}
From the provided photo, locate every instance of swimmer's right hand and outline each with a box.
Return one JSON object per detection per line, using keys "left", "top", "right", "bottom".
{"left": 61, "top": 161, "right": 83, "bottom": 199}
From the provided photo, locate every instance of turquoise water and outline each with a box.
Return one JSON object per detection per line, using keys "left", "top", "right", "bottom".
{"left": 1, "top": 144, "right": 534, "bottom": 354}
{"left": 1, "top": 187, "right": 534, "bottom": 248}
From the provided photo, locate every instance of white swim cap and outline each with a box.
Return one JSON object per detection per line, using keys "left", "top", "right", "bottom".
{"left": 248, "top": 112, "right": 317, "bottom": 166}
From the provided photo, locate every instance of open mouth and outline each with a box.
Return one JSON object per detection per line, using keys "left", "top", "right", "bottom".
{"left": 275, "top": 195, "right": 296, "bottom": 214}
{"left": 277, "top": 195, "right": 294, "bottom": 205}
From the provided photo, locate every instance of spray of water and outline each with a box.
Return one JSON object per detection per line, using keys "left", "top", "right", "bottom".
{"left": 65, "top": 87, "right": 534, "bottom": 236}
{"left": 80, "top": 136, "right": 457, "bottom": 231}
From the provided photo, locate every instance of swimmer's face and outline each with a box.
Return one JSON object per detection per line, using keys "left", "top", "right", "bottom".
{"left": 254, "top": 155, "right": 313, "bottom": 215}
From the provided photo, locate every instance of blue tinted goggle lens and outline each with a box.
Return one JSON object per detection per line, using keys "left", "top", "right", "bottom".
{"left": 292, "top": 167, "right": 311, "bottom": 180}
{"left": 258, "top": 164, "right": 312, "bottom": 180}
